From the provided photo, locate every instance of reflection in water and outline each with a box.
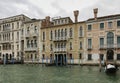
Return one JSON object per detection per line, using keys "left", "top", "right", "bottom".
{"left": 0, "top": 65, "right": 120, "bottom": 83}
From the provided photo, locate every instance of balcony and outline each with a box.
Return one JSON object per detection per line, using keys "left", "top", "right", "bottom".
{"left": 53, "top": 48, "right": 67, "bottom": 53}
{"left": 24, "top": 47, "right": 37, "bottom": 51}
{"left": 87, "top": 46, "right": 92, "bottom": 50}
{"left": 0, "top": 40, "right": 13, "bottom": 43}
{"left": 25, "top": 32, "right": 38, "bottom": 38}
{"left": 99, "top": 44, "right": 120, "bottom": 50}
{"left": 53, "top": 37, "right": 68, "bottom": 41}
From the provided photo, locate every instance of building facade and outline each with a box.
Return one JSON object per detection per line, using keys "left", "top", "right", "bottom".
{"left": 0, "top": 8, "right": 120, "bottom": 65}
{"left": 41, "top": 11, "right": 86, "bottom": 65}
{"left": 86, "top": 8, "right": 120, "bottom": 64}
{"left": 22, "top": 19, "right": 42, "bottom": 63}
{"left": 0, "top": 14, "right": 31, "bottom": 62}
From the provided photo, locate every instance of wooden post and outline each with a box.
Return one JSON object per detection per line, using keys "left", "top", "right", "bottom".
{"left": 99, "top": 59, "right": 102, "bottom": 72}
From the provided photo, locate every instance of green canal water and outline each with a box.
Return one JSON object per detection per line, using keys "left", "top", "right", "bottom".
{"left": 0, "top": 65, "right": 120, "bottom": 83}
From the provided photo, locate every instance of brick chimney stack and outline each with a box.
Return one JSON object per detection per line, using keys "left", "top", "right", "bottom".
{"left": 46, "top": 16, "right": 50, "bottom": 26}
{"left": 93, "top": 8, "right": 98, "bottom": 20}
{"left": 74, "top": 10, "right": 79, "bottom": 23}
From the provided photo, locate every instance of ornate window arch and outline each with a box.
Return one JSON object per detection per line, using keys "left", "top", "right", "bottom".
{"left": 107, "top": 32, "right": 114, "bottom": 47}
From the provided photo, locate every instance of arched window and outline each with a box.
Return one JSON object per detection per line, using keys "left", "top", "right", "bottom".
{"left": 107, "top": 32, "right": 114, "bottom": 48}
{"left": 55, "top": 30, "right": 57, "bottom": 38}
{"left": 61, "top": 29, "right": 63, "bottom": 37}
{"left": 69, "top": 28, "right": 72, "bottom": 38}
{"left": 0, "top": 35, "right": 1, "bottom": 41}
{"left": 50, "top": 30, "right": 53, "bottom": 40}
{"left": 70, "top": 42, "right": 72, "bottom": 50}
{"left": 58, "top": 29, "right": 60, "bottom": 37}
{"left": 27, "top": 40, "right": 29, "bottom": 48}
{"left": 43, "top": 32, "right": 45, "bottom": 40}
{"left": 65, "top": 28, "right": 67, "bottom": 37}
{"left": 27, "top": 27, "right": 29, "bottom": 34}
{"left": 34, "top": 26, "right": 37, "bottom": 33}
{"left": 50, "top": 44, "right": 53, "bottom": 51}
{"left": 21, "top": 29, "right": 24, "bottom": 35}
{"left": 31, "top": 40, "right": 33, "bottom": 47}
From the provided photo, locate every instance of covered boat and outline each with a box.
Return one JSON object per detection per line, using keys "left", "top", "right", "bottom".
{"left": 105, "top": 64, "right": 117, "bottom": 73}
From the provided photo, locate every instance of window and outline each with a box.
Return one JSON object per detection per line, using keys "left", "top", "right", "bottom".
{"left": 100, "top": 38, "right": 104, "bottom": 47}
{"left": 31, "top": 54, "right": 33, "bottom": 60}
{"left": 88, "top": 54, "right": 92, "bottom": 60}
{"left": 21, "top": 29, "right": 24, "bottom": 35}
{"left": 69, "top": 28, "right": 72, "bottom": 38}
{"left": 107, "top": 32, "right": 114, "bottom": 48}
{"left": 35, "top": 54, "right": 37, "bottom": 59}
{"left": 80, "top": 42, "right": 82, "bottom": 49}
{"left": 43, "top": 32, "right": 45, "bottom": 41}
{"left": 100, "top": 23, "right": 104, "bottom": 29}
{"left": 43, "top": 44, "right": 45, "bottom": 51}
{"left": 117, "top": 36, "right": 120, "bottom": 48}
{"left": 117, "top": 36, "right": 120, "bottom": 45}
{"left": 31, "top": 40, "right": 33, "bottom": 47}
{"left": 79, "top": 26, "right": 83, "bottom": 37}
{"left": 79, "top": 53, "right": 82, "bottom": 59}
{"left": 61, "top": 29, "right": 63, "bottom": 37}
{"left": 27, "top": 40, "right": 29, "bottom": 48}
{"left": 17, "top": 32, "right": 19, "bottom": 40}
{"left": 88, "top": 25, "right": 92, "bottom": 31}
{"left": 88, "top": 39, "right": 92, "bottom": 49}
{"left": 17, "top": 45, "right": 19, "bottom": 50}
{"left": 55, "top": 30, "right": 57, "bottom": 38}
{"left": 0, "top": 26, "right": 1, "bottom": 31}
{"left": 108, "top": 21, "right": 112, "bottom": 28}
{"left": 12, "top": 23, "right": 14, "bottom": 29}
{"left": 70, "top": 42, "right": 72, "bottom": 50}
{"left": 58, "top": 29, "right": 60, "bottom": 38}
{"left": 42, "top": 54, "right": 45, "bottom": 59}
{"left": 50, "top": 31, "right": 53, "bottom": 40}
{"left": 17, "top": 22, "right": 19, "bottom": 28}
{"left": 12, "top": 33, "right": 14, "bottom": 40}
{"left": 117, "top": 54, "right": 120, "bottom": 60}
{"left": 69, "top": 54, "right": 72, "bottom": 59}
{"left": 34, "top": 40, "right": 37, "bottom": 47}
{"left": 0, "top": 35, "right": 1, "bottom": 41}
{"left": 34, "top": 26, "right": 37, "bottom": 33}
{"left": 117, "top": 20, "right": 120, "bottom": 27}
{"left": 50, "top": 44, "right": 53, "bottom": 51}
{"left": 65, "top": 29, "right": 67, "bottom": 37}
{"left": 27, "top": 27, "right": 29, "bottom": 34}
{"left": 100, "top": 54, "right": 104, "bottom": 60}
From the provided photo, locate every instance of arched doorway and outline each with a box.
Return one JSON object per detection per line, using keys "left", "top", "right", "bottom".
{"left": 10, "top": 54, "right": 12, "bottom": 60}
{"left": 107, "top": 49, "right": 114, "bottom": 60}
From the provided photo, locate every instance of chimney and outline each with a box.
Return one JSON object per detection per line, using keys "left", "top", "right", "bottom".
{"left": 74, "top": 10, "right": 79, "bottom": 23}
{"left": 45, "top": 16, "right": 50, "bottom": 26}
{"left": 93, "top": 8, "right": 98, "bottom": 20}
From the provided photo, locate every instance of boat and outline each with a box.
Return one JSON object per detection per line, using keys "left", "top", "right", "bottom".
{"left": 105, "top": 64, "right": 117, "bottom": 73}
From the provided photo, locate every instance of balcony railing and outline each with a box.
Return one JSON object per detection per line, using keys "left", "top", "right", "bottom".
{"left": 53, "top": 48, "right": 67, "bottom": 52}
{"left": 25, "top": 32, "right": 38, "bottom": 37}
{"left": 87, "top": 46, "right": 92, "bottom": 50}
{"left": 24, "top": 47, "right": 37, "bottom": 51}
{"left": 99, "top": 44, "right": 120, "bottom": 49}
{"left": 53, "top": 37, "right": 68, "bottom": 41}
{"left": 0, "top": 40, "right": 13, "bottom": 43}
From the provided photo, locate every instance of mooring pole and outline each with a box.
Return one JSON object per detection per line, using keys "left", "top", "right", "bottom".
{"left": 60, "top": 55, "right": 62, "bottom": 66}
{"left": 3, "top": 55, "right": 6, "bottom": 65}
{"left": 99, "top": 59, "right": 102, "bottom": 72}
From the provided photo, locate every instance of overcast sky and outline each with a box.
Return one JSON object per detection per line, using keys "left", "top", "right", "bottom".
{"left": 0, "top": 0, "right": 120, "bottom": 21}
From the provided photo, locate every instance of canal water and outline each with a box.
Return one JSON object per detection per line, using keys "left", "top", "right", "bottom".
{"left": 0, "top": 65, "right": 120, "bottom": 83}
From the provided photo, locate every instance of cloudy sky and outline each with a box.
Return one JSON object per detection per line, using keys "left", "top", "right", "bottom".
{"left": 0, "top": 0, "right": 120, "bottom": 21}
